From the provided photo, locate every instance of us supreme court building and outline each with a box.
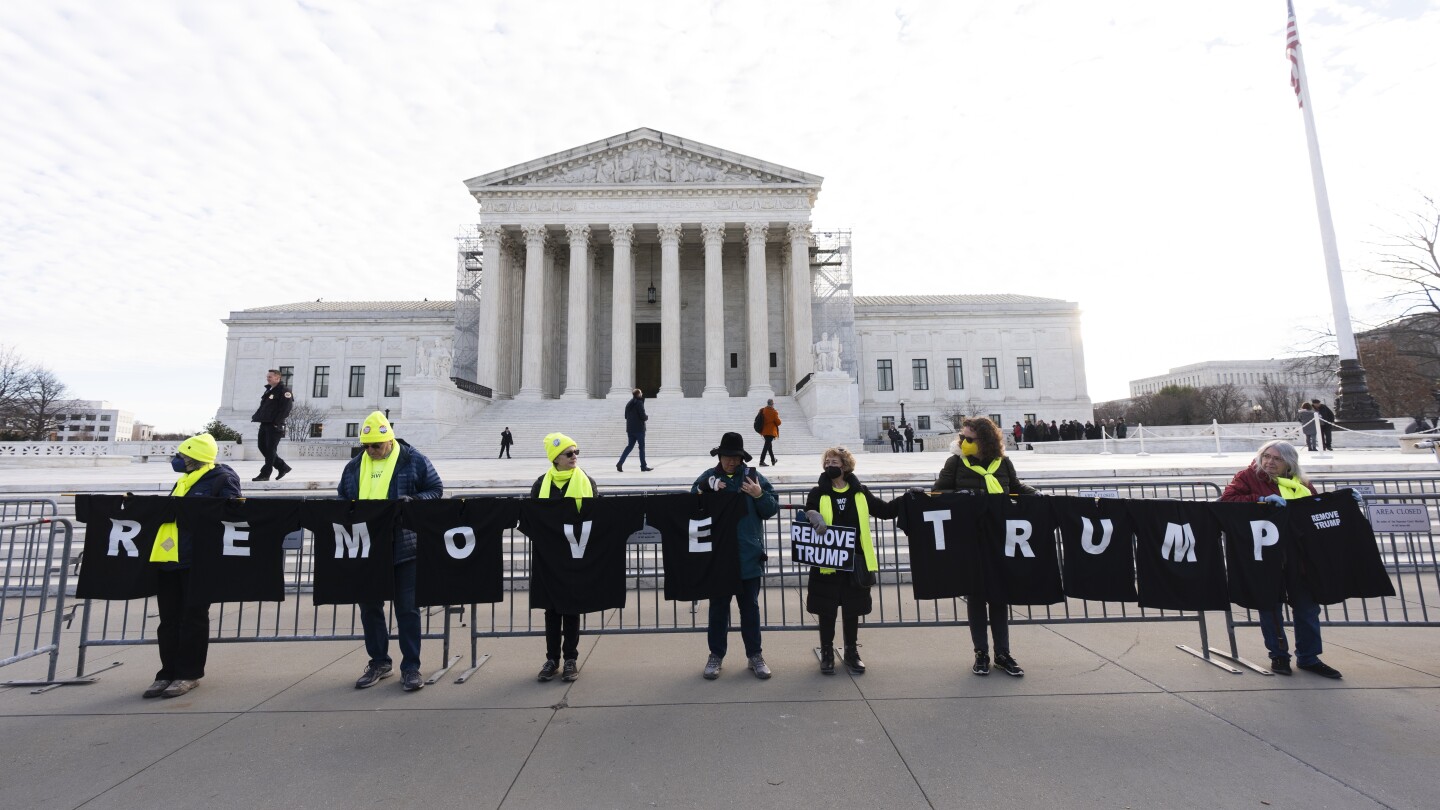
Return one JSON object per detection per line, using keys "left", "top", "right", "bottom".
{"left": 216, "top": 129, "right": 1094, "bottom": 452}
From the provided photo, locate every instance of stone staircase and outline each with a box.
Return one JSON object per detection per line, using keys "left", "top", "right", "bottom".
{"left": 427, "top": 395, "right": 836, "bottom": 460}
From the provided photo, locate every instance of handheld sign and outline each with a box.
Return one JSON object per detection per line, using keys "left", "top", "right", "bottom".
{"left": 790, "top": 519, "right": 857, "bottom": 572}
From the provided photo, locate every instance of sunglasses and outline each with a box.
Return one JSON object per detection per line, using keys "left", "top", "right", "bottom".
{"left": 562, "top": 449, "right": 579, "bottom": 458}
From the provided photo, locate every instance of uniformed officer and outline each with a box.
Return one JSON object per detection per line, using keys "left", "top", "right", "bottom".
{"left": 250, "top": 368, "right": 294, "bottom": 481}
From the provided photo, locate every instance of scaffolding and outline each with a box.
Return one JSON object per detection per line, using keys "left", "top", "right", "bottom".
{"left": 451, "top": 225, "right": 484, "bottom": 383}
{"left": 810, "top": 229, "right": 858, "bottom": 380}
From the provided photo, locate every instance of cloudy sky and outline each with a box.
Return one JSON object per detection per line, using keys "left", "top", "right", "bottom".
{"left": 2, "top": 0, "right": 1437, "bottom": 431}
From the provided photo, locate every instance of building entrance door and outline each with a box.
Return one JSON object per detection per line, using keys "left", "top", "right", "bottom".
{"left": 635, "top": 323, "right": 661, "bottom": 397}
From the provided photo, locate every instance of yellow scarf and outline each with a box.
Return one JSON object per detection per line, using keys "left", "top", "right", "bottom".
{"left": 540, "top": 467, "right": 593, "bottom": 511}
{"left": 817, "top": 482, "right": 876, "bottom": 574}
{"left": 359, "top": 446, "right": 400, "bottom": 500}
{"left": 1276, "top": 476, "right": 1312, "bottom": 500}
{"left": 150, "top": 463, "right": 214, "bottom": 563}
{"left": 960, "top": 456, "right": 1005, "bottom": 494}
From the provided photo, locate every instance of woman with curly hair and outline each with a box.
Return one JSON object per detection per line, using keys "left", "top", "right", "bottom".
{"left": 934, "top": 416, "right": 1037, "bottom": 677}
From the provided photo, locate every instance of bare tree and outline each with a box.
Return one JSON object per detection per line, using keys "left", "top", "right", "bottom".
{"left": 15, "top": 366, "right": 73, "bottom": 440}
{"left": 1253, "top": 375, "right": 1298, "bottom": 422}
{"left": 1197, "top": 383, "right": 1247, "bottom": 423}
{"left": 1357, "top": 337, "right": 1433, "bottom": 419}
{"left": 939, "top": 399, "right": 986, "bottom": 432}
{"left": 1363, "top": 197, "right": 1440, "bottom": 379}
{"left": 285, "top": 400, "right": 329, "bottom": 442}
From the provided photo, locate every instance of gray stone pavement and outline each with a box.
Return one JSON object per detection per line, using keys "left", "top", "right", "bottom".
{"left": 2, "top": 612, "right": 1438, "bottom": 809}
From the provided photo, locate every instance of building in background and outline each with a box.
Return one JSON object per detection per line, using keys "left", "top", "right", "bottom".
{"left": 1129, "top": 359, "right": 1322, "bottom": 405}
{"left": 54, "top": 401, "right": 136, "bottom": 442}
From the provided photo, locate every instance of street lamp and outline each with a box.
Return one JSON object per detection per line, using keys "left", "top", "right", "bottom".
{"left": 899, "top": 400, "right": 907, "bottom": 428}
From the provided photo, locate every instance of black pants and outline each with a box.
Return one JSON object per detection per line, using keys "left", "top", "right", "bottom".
{"left": 256, "top": 424, "right": 288, "bottom": 474}
{"left": 818, "top": 606, "right": 860, "bottom": 650}
{"left": 967, "top": 598, "right": 1010, "bottom": 655}
{"left": 499, "top": 443, "right": 511, "bottom": 459}
{"left": 545, "top": 611, "right": 579, "bottom": 661}
{"left": 759, "top": 436, "right": 776, "bottom": 465}
{"left": 1321, "top": 426, "right": 1333, "bottom": 451}
{"left": 155, "top": 568, "right": 210, "bottom": 681}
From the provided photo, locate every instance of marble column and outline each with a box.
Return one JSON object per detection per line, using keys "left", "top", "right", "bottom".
{"left": 607, "top": 224, "right": 635, "bottom": 397}
{"left": 657, "top": 222, "right": 684, "bottom": 397}
{"left": 516, "top": 224, "right": 548, "bottom": 399}
{"left": 787, "top": 222, "right": 815, "bottom": 387}
{"left": 562, "top": 224, "right": 591, "bottom": 399}
{"left": 504, "top": 241, "right": 525, "bottom": 397}
{"left": 745, "top": 221, "right": 773, "bottom": 397}
{"left": 701, "top": 221, "right": 728, "bottom": 397}
{"left": 475, "top": 224, "right": 506, "bottom": 393}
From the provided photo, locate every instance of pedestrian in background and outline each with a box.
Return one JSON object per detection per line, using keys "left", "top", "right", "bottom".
{"left": 758, "top": 398, "right": 781, "bottom": 466}
{"left": 616, "top": 389, "right": 652, "bottom": 472}
{"left": 499, "top": 427, "right": 513, "bottom": 459}
{"left": 250, "top": 369, "right": 293, "bottom": 481}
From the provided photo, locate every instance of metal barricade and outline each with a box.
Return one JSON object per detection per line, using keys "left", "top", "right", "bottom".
{"left": 0, "top": 498, "right": 58, "bottom": 522}
{"left": 457, "top": 479, "right": 1242, "bottom": 681}
{"left": 74, "top": 518, "right": 459, "bottom": 686}
{"left": 0, "top": 517, "right": 103, "bottom": 692}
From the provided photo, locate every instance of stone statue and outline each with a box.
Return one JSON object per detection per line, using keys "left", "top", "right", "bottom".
{"left": 433, "top": 338, "right": 453, "bottom": 379}
{"left": 415, "top": 340, "right": 435, "bottom": 378}
{"left": 813, "top": 332, "right": 842, "bottom": 373}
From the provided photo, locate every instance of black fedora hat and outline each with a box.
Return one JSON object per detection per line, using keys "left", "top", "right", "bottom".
{"left": 710, "top": 431, "right": 752, "bottom": 462}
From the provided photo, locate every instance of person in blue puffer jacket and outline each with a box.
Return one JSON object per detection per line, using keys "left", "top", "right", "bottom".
{"left": 337, "top": 411, "right": 444, "bottom": 693}
{"left": 691, "top": 431, "right": 778, "bottom": 681}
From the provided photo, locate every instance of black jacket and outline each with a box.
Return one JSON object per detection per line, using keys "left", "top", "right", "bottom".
{"left": 251, "top": 383, "right": 294, "bottom": 425}
{"left": 624, "top": 396, "right": 648, "bottom": 434}
{"left": 934, "top": 441, "right": 1037, "bottom": 495}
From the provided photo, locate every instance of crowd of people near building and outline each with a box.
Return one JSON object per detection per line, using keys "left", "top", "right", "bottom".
{"left": 1011, "top": 417, "right": 1127, "bottom": 446}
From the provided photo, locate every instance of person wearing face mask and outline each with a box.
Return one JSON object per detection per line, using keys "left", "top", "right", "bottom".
{"left": 934, "top": 416, "right": 1037, "bottom": 677}
{"left": 801, "top": 447, "right": 898, "bottom": 675}
{"left": 531, "top": 432, "right": 598, "bottom": 683}
{"left": 143, "top": 433, "right": 241, "bottom": 699}
{"left": 1219, "top": 439, "right": 1341, "bottom": 679}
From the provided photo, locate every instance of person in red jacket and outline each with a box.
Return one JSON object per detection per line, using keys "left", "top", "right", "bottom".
{"left": 1219, "top": 440, "right": 1341, "bottom": 680}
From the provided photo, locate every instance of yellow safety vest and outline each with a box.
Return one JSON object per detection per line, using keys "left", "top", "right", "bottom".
{"left": 817, "top": 486, "right": 877, "bottom": 575}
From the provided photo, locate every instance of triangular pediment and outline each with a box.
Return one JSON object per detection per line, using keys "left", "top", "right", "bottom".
{"left": 465, "top": 128, "right": 822, "bottom": 191}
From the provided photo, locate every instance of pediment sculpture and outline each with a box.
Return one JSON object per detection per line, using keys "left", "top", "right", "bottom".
{"left": 498, "top": 142, "right": 791, "bottom": 186}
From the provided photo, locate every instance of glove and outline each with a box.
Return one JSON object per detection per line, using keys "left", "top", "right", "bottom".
{"left": 1349, "top": 489, "right": 1365, "bottom": 505}
{"left": 804, "top": 510, "right": 827, "bottom": 535}
{"left": 1259, "top": 495, "right": 1286, "bottom": 507}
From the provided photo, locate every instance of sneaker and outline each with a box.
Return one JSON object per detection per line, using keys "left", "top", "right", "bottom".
{"left": 748, "top": 654, "right": 772, "bottom": 679}
{"left": 819, "top": 646, "right": 835, "bottom": 676}
{"left": 703, "top": 653, "right": 723, "bottom": 680}
{"left": 972, "top": 650, "right": 991, "bottom": 676}
{"left": 143, "top": 679, "right": 172, "bottom": 699}
{"left": 843, "top": 645, "right": 866, "bottom": 675}
{"left": 993, "top": 652, "right": 1025, "bottom": 677}
{"left": 537, "top": 659, "right": 560, "bottom": 682}
{"left": 401, "top": 670, "right": 424, "bottom": 692}
{"left": 354, "top": 662, "right": 393, "bottom": 689}
{"left": 1270, "top": 657, "right": 1292, "bottom": 676}
{"left": 1298, "top": 660, "right": 1342, "bottom": 680}
{"left": 162, "top": 679, "right": 198, "bottom": 698}
{"left": 562, "top": 659, "right": 579, "bottom": 682}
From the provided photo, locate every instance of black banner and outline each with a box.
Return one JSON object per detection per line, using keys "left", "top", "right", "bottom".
{"left": 895, "top": 492, "right": 985, "bottom": 600}
{"left": 406, "top": 497, "right": 519, "bottom": 608}
{"left": 980, "top": 495, "right": 1062, "bottom": 605}
{"left": 649, "top": 493, "right": 743, "bottom": 602}
{"left": 1284, "top": 491, "right": 1397, "bottom": 605}
{"left": 521, "top": 498, "right": 644, "bottom": 614}
{"left": 181, "top": 498, "right": 297, "bottom": 604}
{"left": 1053, "top": 496, "right": 1137, "bottom": 603}
{"left": 791, "top": 519, "right": 857, "bottom": 572}
{"left": 1211, "top": 501, "right": 1289, "bottom": 611}
{"left": 1129, "top": 500, "right": 1228, "bottom": 611}
{"left": 302, "top": 500, "right": 397, "bottom": 606}
{"left": 74, "top": 495, "right": 166, "bottom": 600}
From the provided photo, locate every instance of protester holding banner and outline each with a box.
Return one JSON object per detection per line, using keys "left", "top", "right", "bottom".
{"left": 141, "top": 433, "right": 241, "bottom": 699}
{"left": 1219, "top": 440, "right": 1341, "bottom": 679}
{"left": 691, "top": 432, "right": 779, "bottom": 680}
{"left": 934, "top": 417, "right": 1036, "bottom": 677}
{"left": 338, "top": 411, "right": 444, "bottom": 692}
{"left": 531, "top": 432, "right": 597, "bottom": 683}
{"left": 802, "top": 447, "right": 897, "bottom": 676}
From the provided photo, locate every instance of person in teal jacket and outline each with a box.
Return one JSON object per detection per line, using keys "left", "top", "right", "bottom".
{"left": 690, "top": 431, "right": 778, "bottom": 680}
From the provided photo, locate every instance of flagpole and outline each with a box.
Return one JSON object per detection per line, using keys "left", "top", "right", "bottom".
{"left": 1287, "top": 1, "right": 1387, "bottom": 428}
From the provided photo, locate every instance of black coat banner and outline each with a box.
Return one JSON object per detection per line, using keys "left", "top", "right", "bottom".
{"left": 74, "top": 495, "right": 167, "bottom": 600}
{"left": 521, "top": 498, "right": 644, "bottom": 614}
{"left": 1130, "top": 500, "right": 1228, "bottom": 611}
{"left": 1054, "top": 496, "right": 1137, "bottom": 603}
{"left": 649, "top": 492, "right": 743, "bottom": 602}
{"left": 1284, "top": 491, "right": 1396, "bottom": 605}
{"left": 895, "top": 492, "right": 985, "bottom": 600}
{"left": 980, "top": 495, "right": 1063, "bottom": 605}
{"left": 180, "top": 498, "right": 297, "bottom": 605}
{"left": 1211, "top": 501, "right": 1289, "bottom": 611}
{"left": 406, "top": 497, "right": 519, "bottom": 608}
{"left": 302, "top": 500, "right": 397, "bottom": 606}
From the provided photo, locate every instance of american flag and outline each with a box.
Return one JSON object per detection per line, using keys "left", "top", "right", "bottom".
{"left": 1286, "top": 0, "right": 1304, "bottom": 107}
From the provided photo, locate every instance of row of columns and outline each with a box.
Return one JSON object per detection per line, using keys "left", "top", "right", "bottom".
{"left": 475, "top": 221, "right": 814, "bottom": 399}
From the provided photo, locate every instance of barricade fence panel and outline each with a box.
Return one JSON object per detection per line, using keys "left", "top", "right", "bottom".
{"left": 0, "top": 518, "right": 72, "bottom": 686}
{"left": 0, "top": 498, "right": 58, "bottom": 522}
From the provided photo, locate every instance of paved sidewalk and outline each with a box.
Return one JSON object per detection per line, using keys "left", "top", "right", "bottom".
{"left": 3, "top": 616, "right": 1438, "bottom": 809}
